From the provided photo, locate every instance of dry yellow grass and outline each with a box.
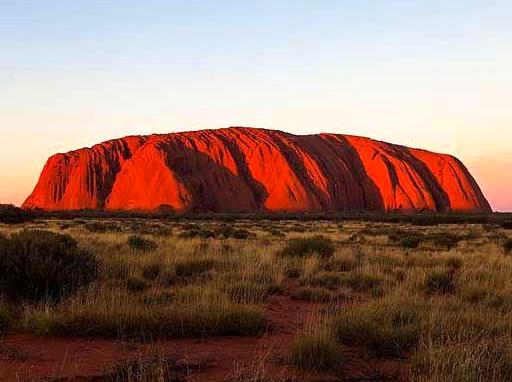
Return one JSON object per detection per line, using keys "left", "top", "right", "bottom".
{"left": 1, "top": 218, "right": 512, "bottom": 380}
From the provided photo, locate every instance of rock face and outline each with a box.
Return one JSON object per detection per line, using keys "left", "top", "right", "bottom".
{"left": 23, "top": 127, "right": 491, "bottom": 213}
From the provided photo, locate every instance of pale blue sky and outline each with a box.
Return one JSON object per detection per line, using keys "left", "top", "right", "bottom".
{"left": 1, "top": 1, "right": 511, "bottom": 210}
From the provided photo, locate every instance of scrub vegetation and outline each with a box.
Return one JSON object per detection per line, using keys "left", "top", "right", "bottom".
{"left": 1, "top": 215, "right": 512, "bottom": 381}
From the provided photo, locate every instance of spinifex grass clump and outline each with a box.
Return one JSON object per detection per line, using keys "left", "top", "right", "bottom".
{"left": 504, "top": 239, "right": 512, "bottom": 253}
{"left": 85, "top": 221, "right": 122, "bottom": 233}
{"left": 280, "top": 236, "right": 335, "bottom": 258}
{"left": 428, "top": 233, "right": 460, "bottom": 250}
{"left": 291, "top": 330, "right": 340, "bottom": 372}
{"left": 127, "top": 235, "right": 158, "bottom": 251}
{"left": 178, "top": 228, "right": 216, "bottom": 239}
{"left": 26, "top": 286, "right": 265, "bottom": 339}
{"left": 5, "top": 218, "right": 512, "bottom": 381}
{"left": 0, "top": 230, "right": 99, "bottom": 302}
{"left": 0, "top": 302, "right": 13, "bottom": 334}
{"left": 400, "top": 234, "right": 423, "bottom": 249}
{"left": 104, "top": 350, "right": 188, "bottom": 382}
{"left": 333, "top": 295, "right": 425, "bottom": 358}
{"left": 425, "top": 269, "right": 457, "bottom": 294}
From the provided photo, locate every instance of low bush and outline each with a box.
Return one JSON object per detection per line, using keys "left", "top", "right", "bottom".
{"left": 426, "top": 269, "right": 457, "bottom": 294}
{"left": 129, "top": 222, "right": 172, "bottom": 236}
{"left": 267, "top": 228, "right": 285, "bottom": 238}
{"left": 128, "top": 235, "right": 158, "bottom": 251}
{"left": 85, "top": 221, "right": 122, "bottom": 233}
{"left": 339, "top": 272, "right": 384, "bottom": 294}
{"left": 173, "top": 257, "right": 218, "bottom": 281}
{"left": 179, "top": 225, "right": 254, "bottom": 240}
{"left": 141, "top": 263, "right": 162, "bottom": 280}
{"left": 325, "top": 255, "right": 358, "bottom": 272}
{"left": 0, "top": 230, "right": 99, "bottom": 301}
{"left": 400, "top": 234, "right": 423, "bottom": 249}
{"left": 280, "top": 236, "right": 335, "bottom": 258}
{"left": 228, "top": 229, "right": 253, "bottom": 239}
{"left": 501, "top": 221, "right": 512, "bottom": 230}
{"left": 429, "top": 234, "right": 460, "bottom": 250}
{"left": 504, "top": 239, "right": 512, "bottom": 253}
{"left": 126, "top": 277, "right": 150, "bottom": 292}
{"left": 444, "top": 256, "right": 463, "bottom": 269}
{"left": 178, "top": 228, "right": 216, "bottom": 239}
{"left": 0, "top": 204, "right": 30, "bottom": 224}
{"left": 215, "top": 225, "right": 253, "bottom": 239}
{"left": 307, "top": 271, "right": 343, "bottom": 289}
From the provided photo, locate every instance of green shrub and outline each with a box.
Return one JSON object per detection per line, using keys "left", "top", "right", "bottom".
{"left": 141, "top": 263, "right": 162, "bottom": 280}
{"left": 307, "top": 272, "right": 343, "bottom": 289}
{"left": 229, "top": 229, "right": 253, "bottom": 239}
{"left": 280, "top": 236, "right": 335, "bottom": 258}
{"left": 174, "top": 258, "right": 218, "bottom": 280}
{"left": 267, "top": 228, "right": 285, "bottom": 238}
{"left": 129, "top": 222, "right": 172, "bottom": 236}
{"left": 126, "top": 277, "right": 150, "bottom": 292}
{"left": 85, "top": 221, "right": 122, "bottom": 233}
{"left": 215, "top": 225, "right": 253, "bottom": 239}
{"left": 501, "top": 221, "right": 512, "bottom": 230}
{"left": 339, "top": 272, "right": 384, "bottom": 294}
{"left": 0, "top": 230, "right": 99, "bottom": 301}
{"left": 325, "top": 254, "right": 359, "bottom": 272}
{"left": 128, "top": 235, "right": 158, "bottom": 251}
{"left": 178, "top": 228, "right": 216, "bottom": 239}
{"left": 400, "top": 235, "right": 423, "bottom": 249}
{"left": 444, "top": 256, "right": 463, "bottom": 269}
{"left": 426, "top": 269, "right": 457, "bottom": 294}
{"left": 504, "top": 239, "right": 512, "bottom": 253}
{"left": 430, "top": 234, "right": 459, "bottom": 250}
{"left": 0, "top": 204, "right": 30, "bottom": 224}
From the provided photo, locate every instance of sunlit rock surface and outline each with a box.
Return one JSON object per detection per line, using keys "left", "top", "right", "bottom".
{"left": 23, "top": 127, "right": 491, "bottom": 213}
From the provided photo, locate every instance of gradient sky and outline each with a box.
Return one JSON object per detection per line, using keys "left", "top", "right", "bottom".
{"left": 1, "top": 1, "right": 511, "bottom": 211}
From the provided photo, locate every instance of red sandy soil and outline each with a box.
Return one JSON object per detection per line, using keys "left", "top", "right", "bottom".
{"left": 0, "top": 283, "right": 409, "bottom": 382}
{"left": 23, "top": 127, "right": 490, "bottom": 214}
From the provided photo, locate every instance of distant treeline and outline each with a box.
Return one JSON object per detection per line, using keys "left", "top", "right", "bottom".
{"left": 1, "top": 204, "right": 511, "bottom": 227}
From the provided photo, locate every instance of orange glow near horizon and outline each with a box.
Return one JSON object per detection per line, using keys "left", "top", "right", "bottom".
{"left": 1, "top": 127, "right": 510, "bottom": 212}
{"left": 1, "top": 2, "right": 511, "bottom": 211}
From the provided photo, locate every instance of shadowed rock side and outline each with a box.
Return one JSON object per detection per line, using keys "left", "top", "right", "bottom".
{"left": 23, "top": 127, "right": 491, "bottom": 213}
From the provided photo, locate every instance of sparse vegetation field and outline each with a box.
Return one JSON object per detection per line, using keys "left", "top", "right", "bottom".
{"left": 1, "top": 215, "right": 512, "bottom": 381}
